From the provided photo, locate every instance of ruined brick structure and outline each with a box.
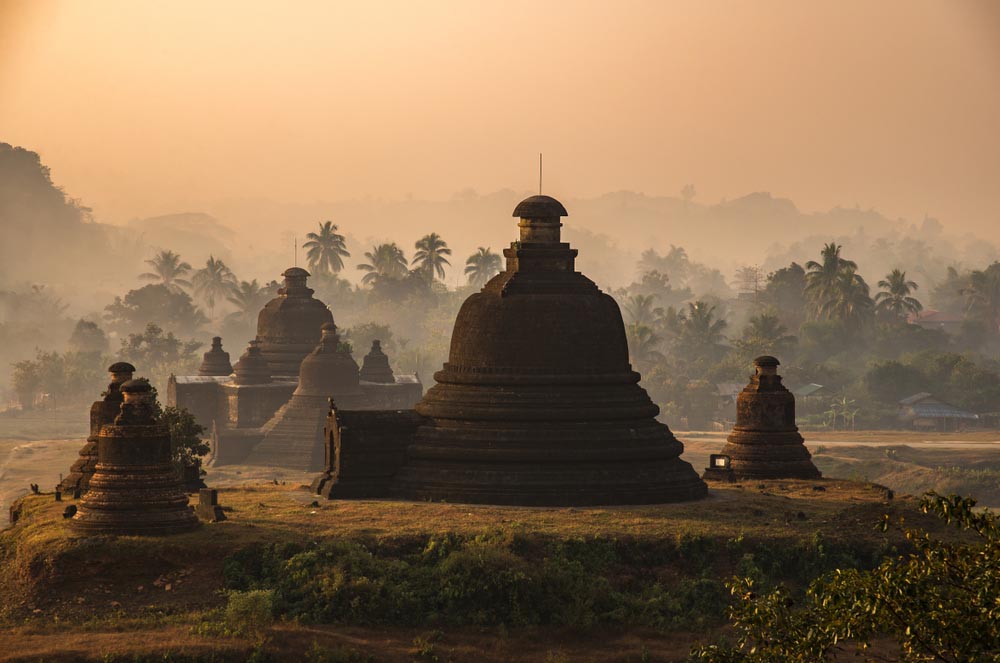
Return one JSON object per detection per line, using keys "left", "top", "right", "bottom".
{"left": 312, "top": 401, "right": 423, "bottom": 499}
{"left": 59, "top": 362, "right": 135, "bottom": 494}
{"left": 316, "top": 195, "right": 707, "bottom": 505}
{"left": 710, "top": 356, "right": 821, "bottom": 480}
{"left": 72, "top": 379, "right": 200, "bottom": 535}
{"left": 168, "top": 268, "right": 421, "bottom": 468}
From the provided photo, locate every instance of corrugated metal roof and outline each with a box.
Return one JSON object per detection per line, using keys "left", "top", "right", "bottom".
{"left": 792, "top": 383, "right": 825, "bottom": 397}
{"left": 908, "top": 402, "right": 978, "bottom": 420}
{"left": 899, "top": 392, "right": 933, "bottom": 406}
{"left": 171, "top": 375, "right": 232, "bottom": 385}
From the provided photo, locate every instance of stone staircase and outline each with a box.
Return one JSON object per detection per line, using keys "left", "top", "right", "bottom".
{"left": 245, "top": 394, "right": 327, "bottom": 471}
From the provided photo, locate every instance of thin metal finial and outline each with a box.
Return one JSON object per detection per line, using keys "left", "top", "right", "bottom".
{"left": 294, "top": 236, "right": 297, "bottom": 267}
{"left": 539, "top": 153, "right": 543, "bottom": 194}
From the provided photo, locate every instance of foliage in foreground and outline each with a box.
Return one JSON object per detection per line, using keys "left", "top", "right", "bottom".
{"left": 219, "top": 529, "right": 888, "bottom": 631}
{"left": 693, "top": 492, "right": 1000, "bottom": 663}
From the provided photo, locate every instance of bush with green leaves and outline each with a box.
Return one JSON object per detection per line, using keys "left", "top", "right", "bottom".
{"left": 219, "top": 530, "right": 889, "bottom": 631}
{"left": 692, "top": 492, "right": 999, "bottom": 663}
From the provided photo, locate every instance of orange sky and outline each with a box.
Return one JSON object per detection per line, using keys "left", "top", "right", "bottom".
{"left": 1, "top": 0, "right": 998, "bottom": 234}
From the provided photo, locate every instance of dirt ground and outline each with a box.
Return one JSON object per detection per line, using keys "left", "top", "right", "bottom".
{"left": 2, "top": 428, "right": 999, "bottom": 518}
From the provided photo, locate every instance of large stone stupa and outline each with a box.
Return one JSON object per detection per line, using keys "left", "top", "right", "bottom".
{"left": 391, "top": 195, "right": 707, "bottom": 505}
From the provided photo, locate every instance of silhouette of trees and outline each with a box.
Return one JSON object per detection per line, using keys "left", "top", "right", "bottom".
{"left": 680, "top": 184, "right": 696, "bottom": 206}
{"left": 805, "top": 243, "right": 857, "bottom": 312}
{"left": 413, "top": 233, "right": 452, "bottom": 282}
{"left": 104, "top": 284, "right": 207, "bottom": 336}
{"left": 663, "top": 301, "right": 728, "bottom": 369}
{"left": 192, "top": 256, "right": 237, "bottom": 318}
{"left": 464, "top": 247, "right": 502, "bottom": 287}
{"left": 623, "top": 294, "right": 663, "bottom": 326}
{"left": 625, "top": 323, "right": 664, "bottom": 370}
{"left": 356, "top": 243, "right": 409, "bottom": 286}
{"left": 805, "top": 243, "right": 873, "bottom": 328}
{"left": 303, "top": 221, "right": 350, "bottom": 275}
{"left": 140, "top": 250, "right": 192, "bottom": 290}
{"left": 67, "top": 319, "right": 109, "bottom": 354}
{"left": 733, "top": 313, "right": 796, "bottom": 361}
{"left": 226, "top": 279, "right": 270, "bottom": 324}
{"left": 761, "top": 263, "right": 806, "bottom": 329}
{"left": 10, "top": 359, "right": 42, "bottom": 409}
{"left": 874, "top": 268, "right": 922, "bottom": 322}
{"left": 964, "top": 262, "right": 1000, "bottom": 333}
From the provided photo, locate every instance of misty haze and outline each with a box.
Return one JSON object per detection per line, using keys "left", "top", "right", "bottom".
{"left": 1, "top": 2, "right": 998, "bottom": 662}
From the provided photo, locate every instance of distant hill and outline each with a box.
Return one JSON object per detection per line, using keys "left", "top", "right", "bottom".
{"left": 127, "top": 212, "right": 235, "bottom": 266}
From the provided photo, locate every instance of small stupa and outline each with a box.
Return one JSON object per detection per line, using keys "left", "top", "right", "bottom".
{"left": 60, "top": 362, "right": 135, "bottom": 494}
{"left": 246, "top": 323, "right": 364, "bottom": 470}
{"left": 255, "top": 268, "right": 333, "bottom": 378}
{"left": 198, "top": 337, "right": 233, "bottom": 376}
{"left": 710, "top": 356, "right": 821, "bottom": 480}
{"left": 392, "top": 195, "right": 707, "bottom": 505}
{"left": 72, "top": 379, "right": 200, "bottom": 535}
{"left": 232, "top": 341, "right": 272, "bottom": 385}
{"left": 359, "top": 340, "right": 395, "bottom": 383}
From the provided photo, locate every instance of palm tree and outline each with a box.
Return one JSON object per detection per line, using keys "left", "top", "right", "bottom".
{"left": 192, "top": 256, "right": 237, "bottom": 318}
{"left": 226, "top": 279, "right": 270, "bottom": 320}
{"left": 302, "top": 221, "right": 350, "bottom": 275}
{"left": 413, "top": 233, "right": 452, "bottom": 281}
{"left": 356, "top": 243, "right": 409, "bottom": 286}
{"left": 736, "top": 313, "right": 796, "bottom": 358}
{"left": 464, "top": 247, "right": 502, "bottom": 287}
{"left": 140, "top": 250, "right": 192, "bottom": 290}
{"left": 875, "top": 269, "right": 922, "bottom": 322}
{"left": 664, "top": 301, "right": 728, "bottom": 367}
{"left": 623, "top": 294, "right": 663, "bottom": 326}
{"left": 816, "top": 268, "right": 874, "bottom": 329}
{"left": 626, "top": 323, "right": 664, "bottom": 369}
{"left": 804, "top": 243, "right": 858, "bottom": 317}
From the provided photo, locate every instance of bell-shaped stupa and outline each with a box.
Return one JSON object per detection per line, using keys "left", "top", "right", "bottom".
{"left": 255, "top": 267, "right": 333, "bottom": 378}
{"left": 72, "top": 379, "right": 200, "bottom": 535}
{"left": 393, "top": 195, "right": 707, "bottom": 505}
{"left": 359, "top": 340, "right": 395, "bottom": 383}
{"left": 232, "top": 341, "right": 272, "bottom": 385}
{"left": 60, "top": 362, "right": 135, "bottom": 494}
{"left": 198, "top": 337, "right": 233, "bottom": 376}
{"left": 246, "top": 323, "right": 363, "bottom": 470}
{"left": 713, "top": 356, "right": 821, "bottom": 480}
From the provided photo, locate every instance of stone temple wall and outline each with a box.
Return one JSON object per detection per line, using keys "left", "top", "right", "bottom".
{"left": 312, "top": 407, "right": 424, "bottom": 499}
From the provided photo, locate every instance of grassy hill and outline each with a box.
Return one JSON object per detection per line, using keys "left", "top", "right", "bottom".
{"left": 0, "top": 479, "right": 953, "bottom": 663}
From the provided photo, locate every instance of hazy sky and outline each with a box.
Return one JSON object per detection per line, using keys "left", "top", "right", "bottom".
{"left": 2, "top": 1, "right": 998, "bottom": 234}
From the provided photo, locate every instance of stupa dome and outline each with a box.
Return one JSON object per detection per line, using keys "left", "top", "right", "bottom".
{"left": 511, "top": 194, "right": 568, "bottom": 218}
{"left": 255, "top": 267, "right": 333, "bottom": 378}
{"left": 232, "top": 341, "right": 272, "bottom": 385}
{"left": 294, "top": 323, "right": 361, "bottom": 398}
{"left": 394, "top": 194, "right": 707, "bottom": 505}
